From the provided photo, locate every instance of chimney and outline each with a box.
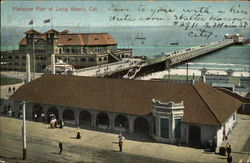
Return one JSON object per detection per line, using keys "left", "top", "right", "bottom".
{"left": 51, "top": 54, "right": 55, "bottom": 74}
{"left": 26, "top": 54, "right": 31, "bottom": 82}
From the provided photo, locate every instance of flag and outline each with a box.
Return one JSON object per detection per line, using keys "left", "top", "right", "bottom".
{"left": 43, "top": 19, "right": 50, "bottom": 23}
{"left": 29, "top": 20, "right": 33, "bottom": 25}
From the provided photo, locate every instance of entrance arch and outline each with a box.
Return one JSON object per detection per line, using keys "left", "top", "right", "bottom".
{"left": 32, "top": 104, "right": 43, "bottom": 120}
{"left": 47, "top": 107, "right": 59, "bottom": 122}
{"left": 63, "top": 109, "right": 75, "bottom": 121}
{"left": 134, "top": 117, "right": 149, "bottom": 136}
{"left": 115, "top": 115, "right": 129, "bottom": 129}
{"left": 79, "top": 111, "right": 91, "bottom": 126}
{"left": 96, "top": 113, "right": 110, "bottom": 127}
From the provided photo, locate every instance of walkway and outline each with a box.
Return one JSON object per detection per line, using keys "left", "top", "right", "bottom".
{"left": 0, "top": 114, "right": 249, "bottom": 163}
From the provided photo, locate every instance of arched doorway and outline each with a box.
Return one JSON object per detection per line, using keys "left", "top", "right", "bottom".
{"left": 96, "top": 113, "right": 110, "bottom": 128}
{"left": 47, "top": 107, "right": 59, "bottom": 123}
{"left": 115, "top": 115, "right": 129, "bottom": 131}
{"left": 63, "top": 109, "right": 75, "bottom": 121}
{"left": 134, "top": 117, "right": 149, "bottom": 136}
{"left": 32, "top": 104, "right": 43, "bottom": 120}
{"left": 79, "top": 111, "right": 91, "bottom": 126}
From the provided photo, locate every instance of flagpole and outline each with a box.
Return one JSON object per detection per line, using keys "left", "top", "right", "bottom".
{"left": 51, "top": 17, "right": 53, "bottom": 29}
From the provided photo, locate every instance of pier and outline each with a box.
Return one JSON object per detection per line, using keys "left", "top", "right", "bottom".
{"left": 107, "top": 34, "right": 246, "bottom": 79}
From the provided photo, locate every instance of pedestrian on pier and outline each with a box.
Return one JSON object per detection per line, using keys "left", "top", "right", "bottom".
{"left": 76, "top": 127, "right": 81, "bottom": 139}
{"left": 12, "top": 86, "right": 16, "bottom": 92}
{"left": 41, "top": 113, "right": 46, "bottom": 123}
{"left": 118, "top": 139, "right": 123, "bottom": 152}
{"left": 8, "top": 86, "right": 11, "bottom": 94}
{"left": 226, "top": 143, "right": 231, "bottom": 157}
{"left": 34, "top": 114, "right": 38, "bottom": 122}
{"left": 59, "top": 140, "right": 63, "bottom": 154}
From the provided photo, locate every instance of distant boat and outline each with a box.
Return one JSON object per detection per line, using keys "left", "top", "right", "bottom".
{"left": 135, "top": 33, "right": 146, "bottom": 40}
{"left": 169, "top": 41, "right": 179, "bottom": 45}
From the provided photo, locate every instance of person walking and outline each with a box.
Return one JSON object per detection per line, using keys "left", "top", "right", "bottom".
{"left": 226, "top": 143, "right": 232, "bottom": 157}
{"left": 59, "top": 140, "right": 63, "bottom": 154}
{"left": 76, "top": 127, "right": 81, "bottom": 139}
{"left": 118, "top": 139, "right": 123, "bottom": 152}
{"left": 34, "top": 114, "right": 38, "bottom": 122}
{"left": 8, "top": 86, "right": 11, "bottom": 94}
{"left": 41, "top": 113, "right": 45, "bottom": 123}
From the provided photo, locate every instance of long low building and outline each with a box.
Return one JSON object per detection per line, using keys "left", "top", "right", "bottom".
{"left": 9, "top": 75, "right": 242, "bottom": 148}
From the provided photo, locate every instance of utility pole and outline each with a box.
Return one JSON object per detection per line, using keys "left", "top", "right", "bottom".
{"left": 22, "top": 101, "right": 27, "bottom": 160}
{"left": 51, "top": 54, "right": 56, "bottom": 74}
{"left": 186, "top": 62, "right": 189, "bottom": 82}
{"left": 26, "top": 54, "right": 31, "bottom": 83}
{"left": 33, "top": 35, "right": 35, "bottom": 80}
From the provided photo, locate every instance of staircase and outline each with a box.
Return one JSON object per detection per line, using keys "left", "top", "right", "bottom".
{"left": 123, "top": 65, "right": 143, "bottom": 79}
{"left": 109, "top": 53, "right": 122, "bottom": 62}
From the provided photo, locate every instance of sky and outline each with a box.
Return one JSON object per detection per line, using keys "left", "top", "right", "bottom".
{"left": 1, "top": 0, "right": 250, "bottom": 27}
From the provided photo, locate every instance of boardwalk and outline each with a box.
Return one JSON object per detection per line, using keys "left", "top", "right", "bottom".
{"left": 108, "top": 36, "right": 242, "bottom": 79}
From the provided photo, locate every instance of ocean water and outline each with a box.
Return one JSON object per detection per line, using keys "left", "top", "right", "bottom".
{"left": 1, "top": 26, "right": 250, "bottom": 71}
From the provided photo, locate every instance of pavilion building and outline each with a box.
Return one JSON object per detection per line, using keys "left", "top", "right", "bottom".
{"left": 9, "top": 75, "right": 242, "bottom": 148}
{"left": 1, "top": 29, "right": 132, "bottom": 72}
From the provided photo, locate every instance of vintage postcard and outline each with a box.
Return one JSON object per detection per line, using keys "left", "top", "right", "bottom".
{"left": 0, "top": 0, "right": 250, "bottom": 162}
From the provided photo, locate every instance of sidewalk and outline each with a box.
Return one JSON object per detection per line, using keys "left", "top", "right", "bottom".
{"left": 1, "top": 115, "right": 249, "bottom": 163}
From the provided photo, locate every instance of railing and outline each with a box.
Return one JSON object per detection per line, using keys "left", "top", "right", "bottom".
{"left": 109, "top": 53, "right": 122, "bottom": 61}
{"left": 76, "top": 60, "right": 132, "bottom": 73}
{"left": 169, "top": 39, "right": 235, "bottom": 66}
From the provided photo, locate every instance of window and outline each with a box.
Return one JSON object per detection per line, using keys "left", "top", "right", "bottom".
{"left": 94, "top": 47, "right": 102, "bottom": 53}
{"left": 160, "top": 118, "right": 169, "bottom": 138}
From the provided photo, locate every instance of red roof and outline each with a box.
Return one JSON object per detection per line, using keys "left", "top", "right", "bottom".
{"left": 60, "top": 30, "right": 70, "bottom": 34}
{"left": 58, "top": 33, "right": 117, "bottom": 46}
{"left": 24, "top": 29, "right": 40, "bottom": 34}
{"left": 19, "top": 34, "right": 46, "bottom": 45}
{"left": 10, "top": 75, "right": 242, "bottom": 126}
{"left": 44, "top": 29, "right": 59, "bottom": 34}
{"left": 19, "top": 31, "right": 117, "bottom": 46}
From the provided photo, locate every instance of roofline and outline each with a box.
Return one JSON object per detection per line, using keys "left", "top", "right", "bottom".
{"left": 193, "top": 84, "right": 222, "bottom": 126}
